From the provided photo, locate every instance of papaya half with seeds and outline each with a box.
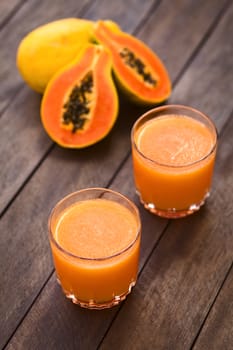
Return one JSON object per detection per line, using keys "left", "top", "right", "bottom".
{"left": 41, "top": 44, "right": 119, "bottom": 148}
{"left": 17, "top": 18, "right": 94, "bottom": 93}
{"left": 93, "top": 21, "right": 171, "bottom": 105}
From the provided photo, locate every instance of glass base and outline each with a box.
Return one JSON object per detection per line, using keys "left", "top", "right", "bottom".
{"left": 137, "top": 191, "right": 210, "bottom": 218}
{"left": 58, "top": 280, "right": 136, "bottom": 309}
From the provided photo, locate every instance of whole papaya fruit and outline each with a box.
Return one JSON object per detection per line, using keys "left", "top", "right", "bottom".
{"left": 17, "top": 18, "right": 94, "bottom": 93}
{"left": 94, "top": 21, "right": 171, "bottom": 105}
{"left": 41, "top": 44, "right": 119, "bottom": 148}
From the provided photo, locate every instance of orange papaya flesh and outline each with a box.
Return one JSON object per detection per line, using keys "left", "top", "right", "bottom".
{"left": 41, "top": 44, "right": 119, "bottom": 148}
{"left": 94, "top": 21, "right": 171, "bottom": 105}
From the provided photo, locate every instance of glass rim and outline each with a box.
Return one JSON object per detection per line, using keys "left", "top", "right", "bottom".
{"left": 131, "top": 104, "right": 218, "bottom": 169}
{"left": 48, "top": 187, "right": 141, "bottom": 261}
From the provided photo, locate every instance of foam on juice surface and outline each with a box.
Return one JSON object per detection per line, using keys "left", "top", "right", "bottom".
{"left": 136, "top": 115, "right": 215, "bottom": 166}
{"left": 55, "top": 198, "right": 138, "bottom": 259}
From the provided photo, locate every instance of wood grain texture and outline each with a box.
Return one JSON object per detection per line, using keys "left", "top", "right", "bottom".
{"left": 135, "top": 0, "right": 229, "bottom": 83}
{"left": 0, "top": 6, "right": 154, "bottom": 341}
{"left": 5, "top": 178, "right": 168, "bottom": 350}
{"left": 3, "top": 1, "right": 233, "bottom": 349}
{"left": 0, "top": 0, "right": 154, "bottom": 216}
{"left": 6, "top": 274, "right": 119, "bottom": 350}
{"left": 0, "top": 107, "right": 137, "bottom": 349}
{"left": 0, "top": 87, "right": 50, "bottom": 215}
{"left": 169, "top": 0, "right": 233, "bottom": 131}
{"left": 0, "top": 0, "right": 228, "bottom": 217}
{"left": 2, "top": 0, "right": 233, "bottom": 349}
{"left": 193, "top": 264, "right": 233, "bottom": 349}
{"left": 97, "top": 5, "right": 233, "bottom": 348}
{"left": 0, "top": 0, "right": 24, "bottom": 27}
{"left": 0, "top": 0, "right": 91, "bottom": 114}
{"left": 99, "top": 113, "right": 233, "bottom": 349}
{"left": 83, "top": 0, "right": 155, "bottom": 33}
{"left": 0, "top": 0, "right": 154, "bottom": 116}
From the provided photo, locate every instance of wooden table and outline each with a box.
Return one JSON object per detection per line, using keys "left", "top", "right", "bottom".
{"left": 1, "top": 0, "right": 233, "bottom": 349}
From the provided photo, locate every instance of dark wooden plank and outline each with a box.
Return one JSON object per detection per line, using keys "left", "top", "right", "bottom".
{"left": 4, "top": 1, "right": 233, "bottom": 349}
{"left": 95, "top": 6, "right": 233, "bottom": 347}
{"left": 0, "top": 0, "right": 24, "bottom": 27}
{"left": 169, "top": 10, "right": 233, "bottom": 132}
{"left": 135, "top": 0, "right": 230, "bottom": 83}
{"left": 193, "top": 264, "right": 233, "bottom": 349}
{"left": 0, "top": 115, "right": 132, "bottom": 349}
{"left": 0, "top": 2, "right": 159, "bottom": 347}
{"left": 5, "top": 273, "right": 119, "bottom": 350}
{"left": 83, "top": 0, "right": 156, "bottom": 33}
{"left": 0, "top": 0, "right": 227, "bottom": 215}
{"left": 0, "top": 0, "right": 92, "bottom": 115}
{"left": 0, "top": 0, "right": 154, "bottom": 215}
{"left": 98, "top": 114, "right": 233, "bottom": 349}
{"left": 0, "top": 87, "right": 51, "bottom": 215}
{"left": 5, "top": 180, "right": 167, "bottom": 350}
{"left": 0, "top": 0, "right": 154, "bottom": 116}
{"left": 1, "top": 108, "right": 165, "bottom": 350}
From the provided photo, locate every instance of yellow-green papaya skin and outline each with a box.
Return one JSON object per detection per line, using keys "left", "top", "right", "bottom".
{"left": 16, "top": 18, "right": 95, "bottom": 93}
{"left": 102, "top": 20, "right": 122, "bottom": 34}
{"left": 94, "top": 21, "right": 172, "bottom": 105}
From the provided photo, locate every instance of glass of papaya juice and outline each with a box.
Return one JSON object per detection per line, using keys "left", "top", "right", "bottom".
{"left": 131, "top": 105, "right": 218, "bottom": 218}
{"left": 48, "top": 188, "right": 141, "bottom": 309}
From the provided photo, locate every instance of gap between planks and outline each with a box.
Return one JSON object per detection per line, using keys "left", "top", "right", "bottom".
{"left": 190, "top": 260, "right": 233, "bottom": 350}
{"left": 1, "top": 1, "right": 232, "bottom": 347}
{"left": 0, "top": 0, "right": 27, "bottom": 30}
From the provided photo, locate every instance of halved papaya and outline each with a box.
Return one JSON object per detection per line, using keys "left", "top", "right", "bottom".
{"left": 94, "top": 21, "right": 171, "bottom": 105}
{"left": 41, "top": 44, "right": 118, "bottom": 148}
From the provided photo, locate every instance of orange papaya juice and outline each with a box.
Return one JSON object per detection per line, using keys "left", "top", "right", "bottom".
{"left": 49, "top": 188, "right": 141, "bottom": 309}
{"left": 131, "top": 105, "right": 217, "bottom": 218}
